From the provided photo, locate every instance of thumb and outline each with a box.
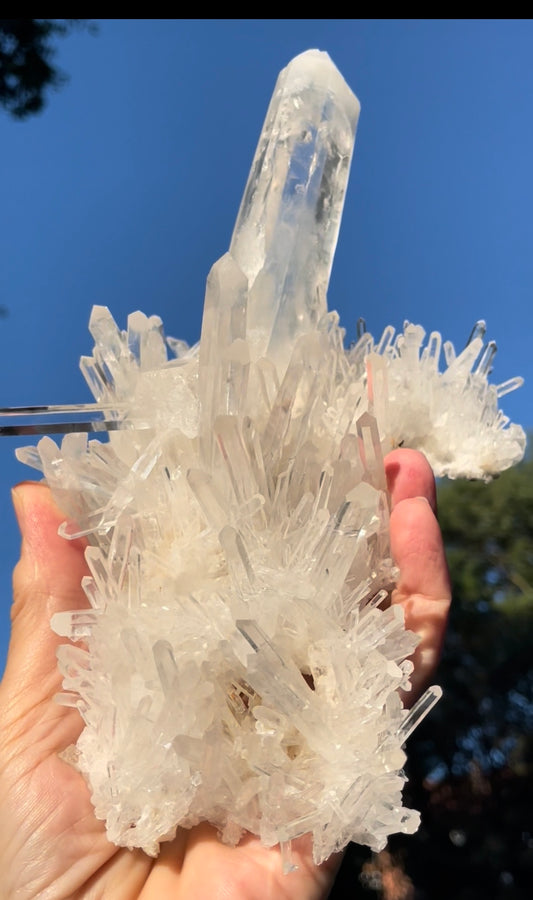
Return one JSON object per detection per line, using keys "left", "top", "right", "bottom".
{"left": 3, "top": 481, "right": 88, "bottom": 705}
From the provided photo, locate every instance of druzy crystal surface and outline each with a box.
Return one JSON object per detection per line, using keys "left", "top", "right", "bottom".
{"left": 16, "top": 50, "right": 525, "bottom": 866}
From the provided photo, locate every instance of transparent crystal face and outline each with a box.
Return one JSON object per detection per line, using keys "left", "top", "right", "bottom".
{"left": 6, "top": 50, "right": 525, "bottom": 866}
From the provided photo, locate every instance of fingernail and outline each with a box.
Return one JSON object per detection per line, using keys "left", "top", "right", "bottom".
{"left": 11, "top": 485, "right": 33, "bottom": 566}
{"left": 11, "top": 485, "right": 26, "bottom": 534}
{"left": 11, "top": 484, "right": 37, "bottom": 558}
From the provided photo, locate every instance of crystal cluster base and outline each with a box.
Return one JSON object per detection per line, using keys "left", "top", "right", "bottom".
{"left": 16, "top": 50, "right": 525, "bottom": 867}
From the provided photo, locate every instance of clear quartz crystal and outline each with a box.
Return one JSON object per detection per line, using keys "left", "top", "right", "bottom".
{"left": 230, "top": 50, "right": 360, "bottom": 368}
{"left": 11, "top": 49, "right": 526, "bottom": 867}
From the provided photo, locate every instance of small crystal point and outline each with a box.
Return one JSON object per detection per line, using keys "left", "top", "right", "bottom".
{"left": 230, "top": 49, "right": 360, "bottom": 366}
{"left": 198, "top": 253, "right": 249, "bottom": 466}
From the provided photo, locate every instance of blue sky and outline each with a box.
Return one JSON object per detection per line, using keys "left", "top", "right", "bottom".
{"left": 1, "top": 19, "right": 532, "bottom": 670}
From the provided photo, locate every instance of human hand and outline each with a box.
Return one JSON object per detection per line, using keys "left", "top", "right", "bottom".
{"left": 0, "top": 448, "right": 450, "bottom": 899}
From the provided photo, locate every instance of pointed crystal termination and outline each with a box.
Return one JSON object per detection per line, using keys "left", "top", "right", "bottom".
{"left": 198, "top": 253, "right": 249, "bottom": 468}
{"left": 229, "top": 49, "right": 360, "bottom": 367}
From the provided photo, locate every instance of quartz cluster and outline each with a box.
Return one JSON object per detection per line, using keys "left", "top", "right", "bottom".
{"left": 17, "top": 50, "right": 525, "bottom": 866}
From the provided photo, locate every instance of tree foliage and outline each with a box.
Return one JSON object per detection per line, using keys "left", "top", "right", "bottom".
{"left": 434, "top": 457, "right": 533, "bottom": 778}
{"left": 0, "top": 19, "right": 93, "bottom": 119}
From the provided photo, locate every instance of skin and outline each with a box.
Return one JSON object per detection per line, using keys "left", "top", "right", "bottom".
{"left": 0, "top": 448, "right": 450, "bottom": 900}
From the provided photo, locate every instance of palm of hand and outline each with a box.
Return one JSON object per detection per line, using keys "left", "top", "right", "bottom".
{"left": 0, "top": 450, "right": 449, "bottom": 899}
{"left": 1, "top": 710, "right": 337, "bottom": 900}
{"left": 1, "top": 731, "right": 336, "bottom": 900}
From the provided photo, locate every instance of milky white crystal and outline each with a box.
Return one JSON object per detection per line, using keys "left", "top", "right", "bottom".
{"left": 17, "top": 50, "right": 525, "bottom": 867}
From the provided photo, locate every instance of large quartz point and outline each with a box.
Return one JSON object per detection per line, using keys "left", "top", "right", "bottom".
{"left": 15, "top": 49, "right": 525, "bottom": 869}
{"left": 229, "top": 49, "right": 360, "bottom": 366}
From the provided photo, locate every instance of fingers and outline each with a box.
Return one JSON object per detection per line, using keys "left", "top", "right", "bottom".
{"left": 3, "top": 481, "right": 88, "bottom": 705}
{"left": 384, "top": 450, "right": 451, "bottom": 699}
